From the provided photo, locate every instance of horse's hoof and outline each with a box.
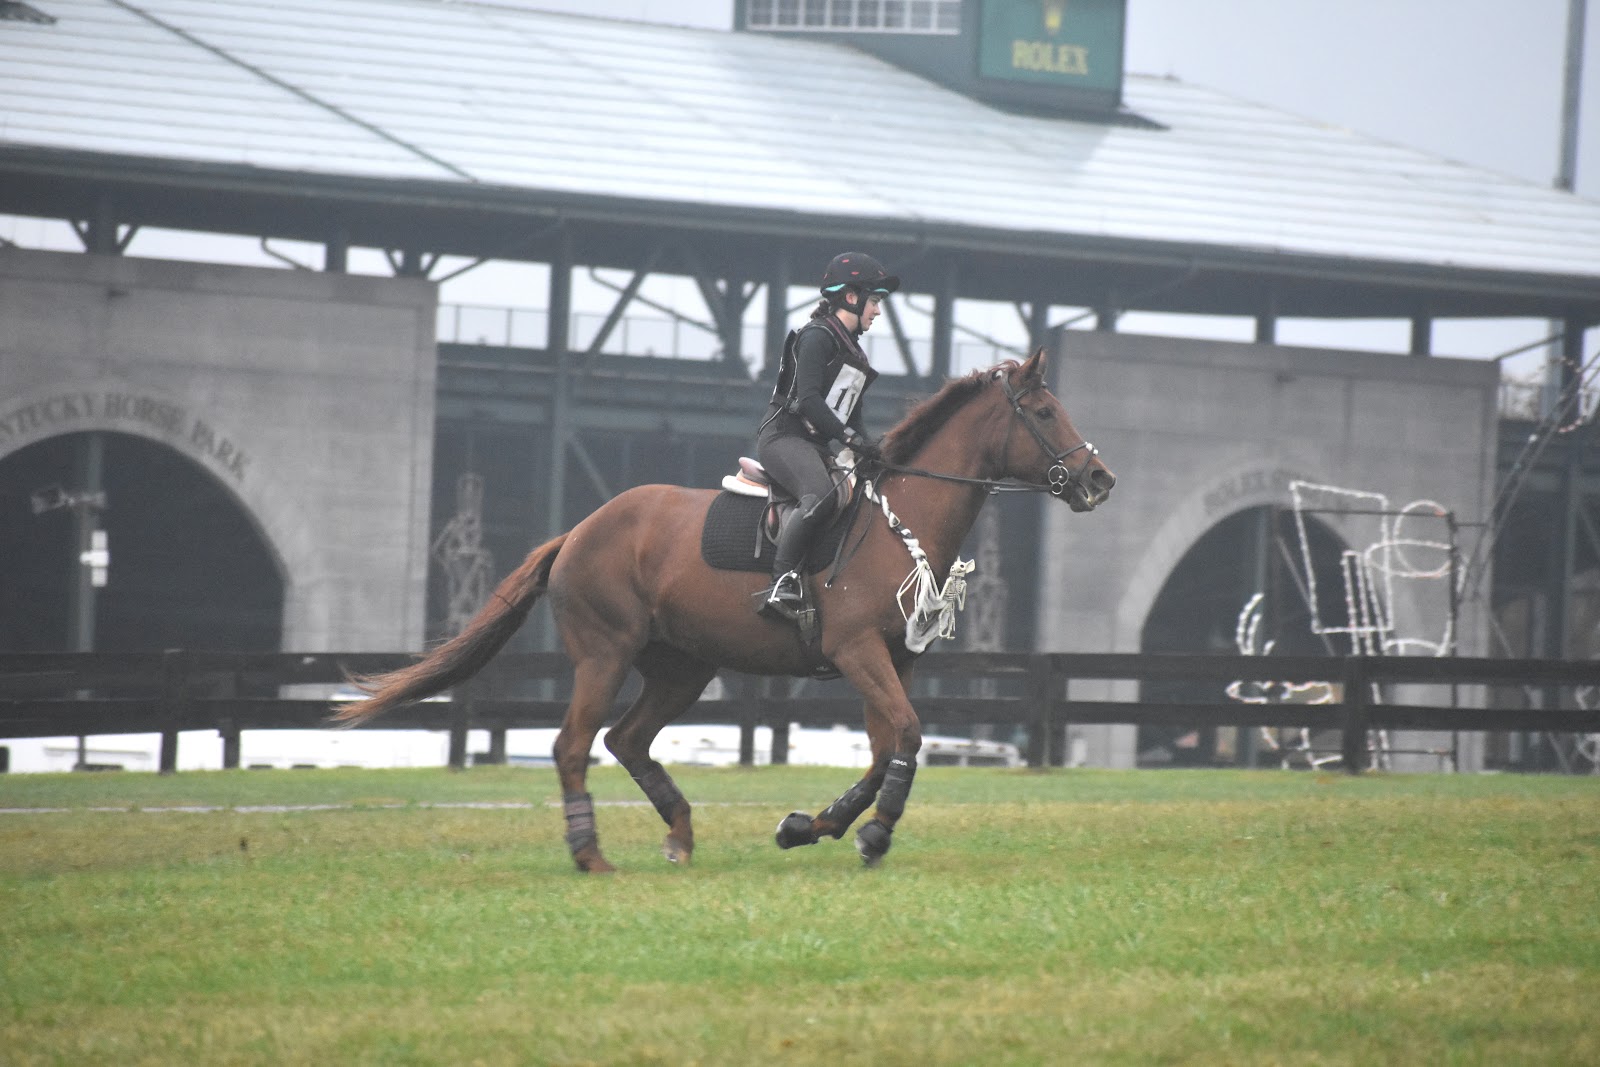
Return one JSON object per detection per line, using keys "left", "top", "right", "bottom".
{"left": 662, "top": 836, "right": 692, "bottom": 864}
{"left": 775, "top": 811, "right": 819, "bottom": 849}
{"left": 575, "top": 851, "right": 617, "bottom": 874}
{"left": 855, "top": 819, "right": 892, "bottom": 867}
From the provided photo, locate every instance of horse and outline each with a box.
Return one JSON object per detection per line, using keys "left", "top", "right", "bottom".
{"left": 333, "top": 348, "right": 1115, "bottom": 872}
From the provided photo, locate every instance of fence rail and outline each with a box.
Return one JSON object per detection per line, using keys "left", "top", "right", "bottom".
{"left": 2, "top": 651, "right": 1598, "bottom": 773}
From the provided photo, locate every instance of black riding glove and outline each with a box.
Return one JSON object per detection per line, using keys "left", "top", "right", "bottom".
{"left": 842, "top": 432, "right": 882, "bottom": 464}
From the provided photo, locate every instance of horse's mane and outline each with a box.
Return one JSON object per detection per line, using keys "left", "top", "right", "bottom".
{"left": 881, "top": 361, "right": 1021, "bottom": 465}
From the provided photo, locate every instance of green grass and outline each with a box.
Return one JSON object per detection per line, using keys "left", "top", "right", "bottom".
{"left": 3, "top": 766, "right": 1599, "bottom": 1065}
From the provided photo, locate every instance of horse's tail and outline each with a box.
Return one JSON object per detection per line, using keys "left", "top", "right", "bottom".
{"left": 330, "top": 533, "right": 567, "bottom": 726}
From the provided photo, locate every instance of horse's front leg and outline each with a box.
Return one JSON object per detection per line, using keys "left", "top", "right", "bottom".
{"left": 776, "top": 643, "right": 920, "bottom": 866}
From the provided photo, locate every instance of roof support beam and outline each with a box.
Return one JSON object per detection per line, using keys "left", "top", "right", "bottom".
{"left": 584, "top": 247, "right": 662, "bottom": 359}
{"left": 880, "top": 294, "right": 919, "bottom": 377}
{"left": 73, "top": 196, "right": 135, "bottom": 255}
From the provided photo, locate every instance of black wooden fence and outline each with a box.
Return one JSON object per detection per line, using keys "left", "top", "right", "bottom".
{"left": 2, "top": 651, "right": 1598, "bottom": 773}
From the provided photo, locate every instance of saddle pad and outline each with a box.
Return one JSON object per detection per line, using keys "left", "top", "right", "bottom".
{"left": 700, "top": 491, "right": 856, "bottom": 575}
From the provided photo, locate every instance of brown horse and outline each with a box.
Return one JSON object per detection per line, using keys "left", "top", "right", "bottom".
{"left": 334, "top": 348, "right": 1114, "bottom": 872}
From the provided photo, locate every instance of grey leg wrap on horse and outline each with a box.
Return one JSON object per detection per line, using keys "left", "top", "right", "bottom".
{"left": 563, "top": 791, "right": 598, "bottom": 854}
{"left": 818, "top": 777, "right": 879, "bottom": 838}
{"left": 631, "top": 762, "right": 684, "bottom": 826}
{"left": 877, "top": 753, "right": 918, "bottom": 822}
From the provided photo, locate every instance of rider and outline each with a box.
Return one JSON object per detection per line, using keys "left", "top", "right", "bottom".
{"left": 755, "top": 251, "right": 898, "bottom": 617}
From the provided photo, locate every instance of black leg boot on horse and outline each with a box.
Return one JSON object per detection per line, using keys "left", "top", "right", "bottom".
{"left": 855, "top": 752, "right": 916, "bottom": 867}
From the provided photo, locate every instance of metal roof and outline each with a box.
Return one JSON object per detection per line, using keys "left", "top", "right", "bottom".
{"left": 3, "top": 0, "right": 1598, "bottom": 313}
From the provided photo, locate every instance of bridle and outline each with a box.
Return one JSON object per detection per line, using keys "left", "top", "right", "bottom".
{"left": 873, "top": 369, "right": 1100, "bottom": 499}
{"left": 998, "top": 370, "right": 1100, "bottom": 499}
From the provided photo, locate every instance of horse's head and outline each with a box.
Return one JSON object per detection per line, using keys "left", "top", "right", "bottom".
{"left": 994, "top": 349, "right": 1115, "bottom": 512}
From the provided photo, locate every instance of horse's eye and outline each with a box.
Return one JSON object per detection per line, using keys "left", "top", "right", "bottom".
{"left": 1034, "top": 407, "right": 1055, "bottom": 420}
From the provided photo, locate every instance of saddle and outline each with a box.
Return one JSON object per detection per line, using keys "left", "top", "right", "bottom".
{"left": 701, "top": 457, "right": 863, "bottom": 677}
{"left": 703, "top": 457, "right": 858, "bottom": 574}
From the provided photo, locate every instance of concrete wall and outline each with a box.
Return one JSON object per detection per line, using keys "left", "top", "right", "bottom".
{"left": 1038, "top": 329, "right": 1499, "bottom": 770}
{"left": 0, "top": 248, "right": 437, "bottom": 651}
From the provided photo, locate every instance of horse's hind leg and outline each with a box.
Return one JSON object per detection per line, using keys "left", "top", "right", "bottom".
{"left": 604, "top": 645, "right": 717, "bottom": 865}
{"left": 553, "top": 654, "right": 636, "bottom": 874}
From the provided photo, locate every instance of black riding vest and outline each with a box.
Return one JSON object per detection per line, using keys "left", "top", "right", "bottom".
{"left": 765, "top": 315, "right": 879, "bottom": 443}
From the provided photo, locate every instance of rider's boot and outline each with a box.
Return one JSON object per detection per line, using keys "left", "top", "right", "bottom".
{"left": 758, "top": 499, "right": 822, "bottom": 618}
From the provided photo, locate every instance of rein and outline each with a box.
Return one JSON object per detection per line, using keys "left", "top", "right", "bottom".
{"left": 873, "top": 370, "right": 1099, "bottom": 497}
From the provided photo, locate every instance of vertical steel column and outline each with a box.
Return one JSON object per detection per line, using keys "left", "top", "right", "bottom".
{"left": 324, "top": 229, "right": 349, "bottom": 273}
{"left": 720, "top": 276, "right": 746, "bottom": 373}
{"left": 1409, "top": 317, "right": 1433, "bottom": 356}
{"left": 1549, "top": 321, "right": 1586, "bottom": 665}
{"left": 69, "top": 433, "right": 104, "bottom": 771}
{"left": 67, "top": 433, "right": 104, "bottom": 657}
{"left": 1254, "top": 290, "right": 1277, "bottom": 344}
{"left": 763, "top": 249, "right": 791, "bottom": 378}
{"left": 1556, "top": 0, "right": 1587, "bottom": 192}
{"left": 1094, "top": 296, "right": 1118, "bottom": 333}
{"left": 1026, "top": 299, "right": 1050, "bottom": 353}
{"left": 1239, "top": 506, "right": 1273, "bottom": 767}
{"left": 930, "top": 259, "right": 957, "bottom": 380}
{"left": 83, "top": 196, "right": 119, "bottom": 255}
{"left": 545, "top": 231, "right": 574, "bottom": 541}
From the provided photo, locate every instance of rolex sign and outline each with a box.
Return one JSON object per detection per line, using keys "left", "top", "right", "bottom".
{"left": 977, "top": 0, "right": 1126, "bottom": 94}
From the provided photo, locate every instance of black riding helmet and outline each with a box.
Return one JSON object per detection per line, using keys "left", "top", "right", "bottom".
{"left": 820, "top": 252, "right": 900, "bottom": 299}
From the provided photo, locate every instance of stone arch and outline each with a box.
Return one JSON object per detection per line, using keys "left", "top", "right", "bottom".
{"left": 1112, "top": 455, "right": 1338, "bottom": 653}
{"left": 0, "top": 377, "right": 323, "bottom": 647}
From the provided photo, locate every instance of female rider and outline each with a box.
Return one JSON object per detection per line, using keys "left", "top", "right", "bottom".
{"left": 756, "top": 251, "right": 899, "bottom": 617}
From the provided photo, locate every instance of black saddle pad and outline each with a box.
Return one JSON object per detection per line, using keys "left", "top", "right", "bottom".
{"left": 700, "top": 492, "right": 856, "bottom": 575}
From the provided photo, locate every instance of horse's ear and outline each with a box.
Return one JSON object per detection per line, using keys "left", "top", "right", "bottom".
{"left": 1022, "top": 346, "right": 1048, "bottom": 381}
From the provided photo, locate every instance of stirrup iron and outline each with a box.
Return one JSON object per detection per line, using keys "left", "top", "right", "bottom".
{"left": 757, "top": 570, "right": 803, "bottom": 618}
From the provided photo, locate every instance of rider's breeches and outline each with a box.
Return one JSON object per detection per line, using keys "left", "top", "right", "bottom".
{"left": 756, "top": 432, "right": 840, "bottom": 577}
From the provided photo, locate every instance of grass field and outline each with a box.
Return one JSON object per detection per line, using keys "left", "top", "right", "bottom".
{"left": 3, "top": 765, "right": 1598, "bottom": 1065}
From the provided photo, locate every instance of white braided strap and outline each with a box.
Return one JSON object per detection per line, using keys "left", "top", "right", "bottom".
{"left": 863, "top": 480, "right": 975, "bottom": 653}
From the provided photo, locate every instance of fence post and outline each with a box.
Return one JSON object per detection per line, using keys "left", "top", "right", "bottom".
{"left": 220, "top": 719, "right": 241, "bottom": 770}
{"left": 768, "top": 682, "right": 790, "bottom": 766}
{"left": 1027, "top": 655, "right": 1056, "bottom": 769}
{"left": 448, "top": 682, "right": 470, "bottom": 771}
{"left": 483, "top": 670, "right": 506, "bottom": 765}
{"left": 218, "top": 656, "right": 240, "bottom": 770}
{"left": 1341, "top": 656, "right": 1369, "bottom": 774}
{"left": 737, "top": 674, "right": 756, "bottom": 767}
{"left": 159, "top": 650, "right": 185, "bottom": 775}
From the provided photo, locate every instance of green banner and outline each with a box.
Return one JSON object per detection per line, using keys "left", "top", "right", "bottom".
{"left": 977, "top": 0, "right": 1125, "bottom": 93}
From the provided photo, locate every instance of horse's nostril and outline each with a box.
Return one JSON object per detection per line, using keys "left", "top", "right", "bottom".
{"left": 1091, "top": 469, "right": 1117, "bottom": 491}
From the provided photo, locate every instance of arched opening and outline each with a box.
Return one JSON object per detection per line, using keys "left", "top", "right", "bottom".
{"left": 0, "top": 431, "right": 283, "bottom": 651}
{"left": 1138, "top": 505, "right": 1346, "bottom": 767}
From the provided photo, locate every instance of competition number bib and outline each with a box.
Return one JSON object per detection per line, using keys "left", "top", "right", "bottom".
{"left": 827, "top": 363, "right": 868, "bottom": 426}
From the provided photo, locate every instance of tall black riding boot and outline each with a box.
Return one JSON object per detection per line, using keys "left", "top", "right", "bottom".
{"left": 758, "top": 497, "right": 823, "bottom": 617}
